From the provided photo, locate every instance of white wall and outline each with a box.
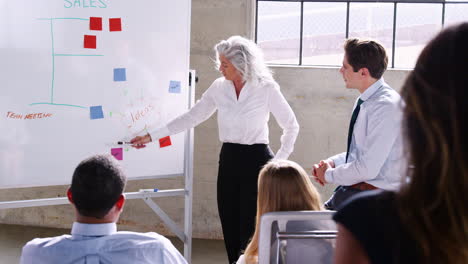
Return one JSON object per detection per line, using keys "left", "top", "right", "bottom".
{"left": 0, "top": 0, "right": 410, "bottom": 239}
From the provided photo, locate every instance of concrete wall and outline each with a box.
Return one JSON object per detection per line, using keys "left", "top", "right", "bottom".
{"left": 0, "top": 0, "right": 410, "bottom": 240}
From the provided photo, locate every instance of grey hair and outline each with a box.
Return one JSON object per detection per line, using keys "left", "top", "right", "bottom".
{"left": 215, "top": 36, "right": 273, "bottom": 83}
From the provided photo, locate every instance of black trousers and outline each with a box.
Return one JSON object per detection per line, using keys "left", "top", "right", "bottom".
{"left": 217, "top": 143, "right": 274, "bottom": 264}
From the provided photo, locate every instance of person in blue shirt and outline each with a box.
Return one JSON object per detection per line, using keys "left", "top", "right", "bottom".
{"left": 313, "top": 38, "right": 404, "bottom": 210}
{"left": 20, "top": 154, "right": 187, "bottom": 264}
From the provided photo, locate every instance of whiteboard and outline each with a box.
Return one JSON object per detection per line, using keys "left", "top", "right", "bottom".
{"left": 0, "top": 0, "right": 191, "bottom": 188}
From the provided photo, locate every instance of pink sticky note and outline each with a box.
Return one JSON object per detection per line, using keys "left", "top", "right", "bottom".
{"left": 111, "top": 148, "right": 123, "bottom": 160}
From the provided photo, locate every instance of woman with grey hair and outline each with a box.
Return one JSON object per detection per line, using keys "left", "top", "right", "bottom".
{"left": 130, "top": 35, "right": 299, "bottom": 263}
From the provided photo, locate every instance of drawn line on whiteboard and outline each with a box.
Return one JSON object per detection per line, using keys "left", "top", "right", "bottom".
{"left": 111, "top": 112, "right": 125, "bottom": 117}
{"left": 50, "top": 20, "right": 55, "bottom": 103}
{"left": 37, "top": 18, "right": 89, "bottom": 21}
{"left": 29, "top": 102, "right": 87, "bottom": 109}
{"left": 31, "top": 17, "right": 103, "bottom": 109}
{"left": 54, "top": 54, "right": 104, "bottom": 56}
{"left": 128, "top": 125, "right": 150, "bottom": 137}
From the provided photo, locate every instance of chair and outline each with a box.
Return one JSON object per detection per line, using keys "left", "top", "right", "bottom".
{"left": 258, "top": 211, "right": 337, "bottom": 264}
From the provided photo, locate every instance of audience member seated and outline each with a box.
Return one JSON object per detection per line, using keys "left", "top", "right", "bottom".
{"left": 237, "top": 160, "right": 326, "bottom": 264}
{"left": 333, "top": 22, "right": 468, "bottom": 264}
{"left": 20, "top": 154, "right": 187, "bottom": 264}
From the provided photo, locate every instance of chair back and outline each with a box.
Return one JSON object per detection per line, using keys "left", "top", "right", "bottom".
{"left": 258, "top": 211, "right": 337, "bottom": 264}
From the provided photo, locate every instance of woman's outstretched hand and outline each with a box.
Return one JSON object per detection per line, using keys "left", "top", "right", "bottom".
{"left": 130, "top": 133, "right": 152, "bottom": 149}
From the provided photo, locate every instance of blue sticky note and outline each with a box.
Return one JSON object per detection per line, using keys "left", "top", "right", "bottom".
{"left": 169, "top": 80, "right": 181, "bottom": 93}
{"left": 90, "top": 106, "right": 104, "bottom": 120}
{"left": 113, "top": 68, "right": 126, "bottom": 82}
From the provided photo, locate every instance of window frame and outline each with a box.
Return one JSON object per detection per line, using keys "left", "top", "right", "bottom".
{"left": 255, "top": 0, "right": 468, "bottom": 68}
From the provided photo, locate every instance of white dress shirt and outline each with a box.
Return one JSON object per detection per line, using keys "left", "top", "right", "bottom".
{"left": 150, "top": 77, "right": 299, "bottom": 159}
{"left": 325, "top": 78, "right": 405, "bottom": 190}
{"left": 20, "top": 222, "right": 187, "bottom": 264}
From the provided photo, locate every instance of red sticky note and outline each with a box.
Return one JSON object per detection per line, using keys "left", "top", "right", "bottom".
{"left": 111, "top": 148, "right": 123, "bottom": 161}
{"left": 89, "top": 17, "right": 102, "bottom": 31}
{"left": 109, "top": 18, "right": 122, "bottom": 32}
{"left": 84, "top": 35, "right": 96, "bottom": 49}
{"left": 159, "top": 136, "right": 172, "bottom": 148}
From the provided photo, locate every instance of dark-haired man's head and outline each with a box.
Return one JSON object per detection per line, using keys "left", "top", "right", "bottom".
{"left": 340, "top": 38, "right": 388, "bottom": 93}
{"left": 67, "top": 154, "right": 127, "bottom": 223}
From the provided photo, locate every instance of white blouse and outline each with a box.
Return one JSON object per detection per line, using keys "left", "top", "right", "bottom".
{"left": 150, "top": 77, "right": 299, "bottom": 159}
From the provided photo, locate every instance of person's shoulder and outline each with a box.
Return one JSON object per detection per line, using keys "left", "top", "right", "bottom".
{"left": 333, "top": 190, "right": 396, "bottom": 223}
{"left": 111, "top": 231, "right": 172, "bottom": 247}
{"left": 253, "top": 79, "right": 280, "bottom": 99}
{"left": 372, "top": 83, "right": 401, "bottom": 105}
{"left": 205, "top": 77, "right": 228, "bottom": 95}
{"left": 22, "top": 235, "right": 70, "bottom": 254}
{"left": 24, "top": 235, "right": 70, "bottom": 247}
{"left": 92, "top": 231, "right": 185, "bottom": 263}
{"left": 343, "top": 189, "right": 395, "bottom": 209}
{"left": 212, "top": 77, "right": 228, "bottom": 87}
{"left": 366, "top": 86, "right": 402, "bottom": 116}
{"left": 333, "top": 190, "right": 398, "bottom": 255}
{"left": 258, "top": 78, "right": 279, "bottom": 90}
{"left": 116, "top": 232, "right": 186, "bottom": 262}
{"left": 113, "top": 230, "right": 166, "bottom": 240}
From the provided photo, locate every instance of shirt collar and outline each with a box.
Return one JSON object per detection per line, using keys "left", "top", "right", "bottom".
{"left": 71, "top": 222, "right": 117, "bottom": 237}
{"left": 360, "top": 78, "right": 385, "bottom": 101}
{"left": 225, "top": 78, "right": 253, "bottom": 100}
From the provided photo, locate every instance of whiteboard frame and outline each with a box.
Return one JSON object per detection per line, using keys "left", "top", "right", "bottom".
{"left": 0, "top": 70, "right": 196, "bottom": 263}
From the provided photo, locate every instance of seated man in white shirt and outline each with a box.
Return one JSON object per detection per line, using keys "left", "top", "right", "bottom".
{"left": 313, "top": 38, "right": 404, "bottom": 210}
{"left": 20, "top": 154, "right": 187, "bottom": 264}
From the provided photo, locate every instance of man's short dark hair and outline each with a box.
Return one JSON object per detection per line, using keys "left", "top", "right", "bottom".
{"left": 71, "top": 154, "right": 126, "bottom": 218}
{"left": 344, "top": 38, "right": 388, "bottom": 79}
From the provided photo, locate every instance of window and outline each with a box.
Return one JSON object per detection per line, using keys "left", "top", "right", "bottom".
{"left": 256, "top": 0, "right": 468, "bottom": 68}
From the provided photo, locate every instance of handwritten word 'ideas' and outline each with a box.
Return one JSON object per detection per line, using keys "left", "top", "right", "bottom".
{"left": 64, "top": 0, "right": 108, "bottom": 8}
{"left": 129, "top": 104, "right": 154, "bottom": 124}
{"left": 6, "top": 112, "right": 53, "bottom": 120}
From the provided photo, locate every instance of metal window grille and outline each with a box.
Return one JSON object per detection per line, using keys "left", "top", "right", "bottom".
{"left": 256, "top": 0, "right": 468, "bottom": 68}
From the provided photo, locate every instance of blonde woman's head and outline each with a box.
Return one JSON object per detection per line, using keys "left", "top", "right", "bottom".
{"left": 244, "top": 160, "right": 323, "bottom": 264}
{"left": 258, "top": 159, "right": 323, "bottom": 214}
